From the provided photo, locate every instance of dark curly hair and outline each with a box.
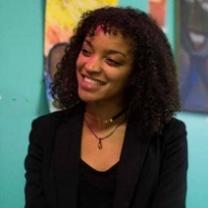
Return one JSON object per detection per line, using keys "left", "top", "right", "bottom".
{"left": 52, "top": 6, "right": 180, "bottom": 135}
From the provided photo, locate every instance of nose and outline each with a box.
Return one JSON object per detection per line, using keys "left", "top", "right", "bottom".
{"left": 85, "top": 55, "right": 101, "bottom": 73}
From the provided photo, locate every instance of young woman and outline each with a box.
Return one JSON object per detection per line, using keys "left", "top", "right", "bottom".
{"left": 25, "top": 7, "right": 188, "bottom": 208}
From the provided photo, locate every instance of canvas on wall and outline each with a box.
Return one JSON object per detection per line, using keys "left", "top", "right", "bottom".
{"left": 178, "top": 0, "right": 208, "bottom": 113}
{"left": 148, "top": 0, "right": 167, "bottom": 32}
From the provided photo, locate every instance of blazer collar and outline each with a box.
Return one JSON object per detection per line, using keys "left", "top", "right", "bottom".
{"left": 113, "top": 120, "right": 152, "bottom": 208}
{"left": 53, "top": 104, "right": 84, "bottom": 208}
{"left": 53, "top": 105, "right": 151, "bottom": 208}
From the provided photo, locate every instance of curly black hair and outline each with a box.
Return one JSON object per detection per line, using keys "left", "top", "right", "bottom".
{"left": 52, "top": 6, "right": 180, "bottom": 135}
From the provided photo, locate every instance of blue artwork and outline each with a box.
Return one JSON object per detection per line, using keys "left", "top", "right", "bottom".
{"left": 179, "top": 0, "right": 208, "bottom": 113}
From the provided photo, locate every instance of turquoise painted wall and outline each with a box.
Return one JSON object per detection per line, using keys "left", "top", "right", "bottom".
{"left": 0, "top": 1, "right": 48, "bottom": 207}
{"left": 0, "top": 0, "right": 207, "bottom": 207}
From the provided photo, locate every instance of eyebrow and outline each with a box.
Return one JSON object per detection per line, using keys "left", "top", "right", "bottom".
{"left": 83, "top": 39, "right": 127, "bottom": 58}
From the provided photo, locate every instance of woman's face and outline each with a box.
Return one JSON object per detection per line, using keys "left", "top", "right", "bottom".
{"left": 76, "top": 27, "right": 134, "bottom": 105}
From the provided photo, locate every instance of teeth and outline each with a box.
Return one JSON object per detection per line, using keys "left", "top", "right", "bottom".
{"left": 84, "top": 76, "right": 103, "bottom": 85}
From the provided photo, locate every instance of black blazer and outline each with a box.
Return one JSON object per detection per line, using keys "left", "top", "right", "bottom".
{"left": 25, "top": 104, "right": 188, "bottom": 208}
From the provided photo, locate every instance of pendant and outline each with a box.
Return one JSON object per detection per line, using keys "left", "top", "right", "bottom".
{"left": 98, "top": 139, "right": 102, "bottom": 150}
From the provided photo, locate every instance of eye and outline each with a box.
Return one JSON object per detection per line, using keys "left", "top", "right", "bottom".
{"left": 106, "top": 58, "right": 122, "bottom": 66}
{"left": 81, "top": 47, "right": 92, "bottom": 57}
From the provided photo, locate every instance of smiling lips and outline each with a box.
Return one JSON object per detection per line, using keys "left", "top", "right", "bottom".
{"left": 79, "top": 73, "right": 106, "bottom": 90}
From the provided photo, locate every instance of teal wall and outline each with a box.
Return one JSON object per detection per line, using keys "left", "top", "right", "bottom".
{"left": 0, "top": 1, "right": 48, "bottom": 207}
{"left": 0, "top": 0, "right": 207, "bottom": 207}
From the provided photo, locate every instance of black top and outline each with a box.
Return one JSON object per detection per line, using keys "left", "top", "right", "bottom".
{"left": 25, "top": 104, "right": 187, "bottom": 208}
{"left": 78, "top": 160, "right": 118, "bottom": 208}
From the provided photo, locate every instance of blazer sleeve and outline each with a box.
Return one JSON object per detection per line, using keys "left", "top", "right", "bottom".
{"left": 24, "top": 119, "right": 47, "bottom": 208}
{"left": 151, "top": 120, "right": 188, "bottom": 208}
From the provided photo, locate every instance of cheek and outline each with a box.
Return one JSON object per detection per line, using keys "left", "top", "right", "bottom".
{"left": 111, "top": 73, "right": 131, "bottom": 91}
{"left": 115, "top": 68, "right": 132, "bottom": 83}
{"left": 76, "top": 55, "right": 90, "bottom": 72}
{"left": 118, "top": 72, "right": 132, "bottom": 90}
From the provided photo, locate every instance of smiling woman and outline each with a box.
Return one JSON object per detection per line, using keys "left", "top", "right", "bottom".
{"left": 25, "top": 6, "right": 188, "bottom": 208}
{"left": 76, "top": 27, "right": 134, "bottom": 104}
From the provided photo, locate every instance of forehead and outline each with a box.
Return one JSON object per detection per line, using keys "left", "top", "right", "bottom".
{"left": 85, "top": 26, "right": 134, "bottom": 51}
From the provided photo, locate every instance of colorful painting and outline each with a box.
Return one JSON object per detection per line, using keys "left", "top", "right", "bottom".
{"left": 44, "top": 0, "right": 118, "bottom": 111}
{"left": 178, "top": 0, "right": 208, "bottom": 113}
{"left": 148, "top": 0, "right": 167, "bottom": 32}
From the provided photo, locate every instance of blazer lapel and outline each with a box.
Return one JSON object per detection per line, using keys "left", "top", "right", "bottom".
{"left": 53, "top": 106, "right": 84, "bottom": 208}
{"left": 113, "top": 121, "right": 152, "bottom": 208}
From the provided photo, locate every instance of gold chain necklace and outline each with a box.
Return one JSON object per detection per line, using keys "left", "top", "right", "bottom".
{"left": 84, "top": 109, "right": 127, "bottom": 150}
{"left": 85, "top": 119, "right": 122, "bottom": 150}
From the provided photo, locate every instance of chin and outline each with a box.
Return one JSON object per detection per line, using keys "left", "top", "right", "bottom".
{"left": 78, "top": 91, "right": 99, "bottom": 103}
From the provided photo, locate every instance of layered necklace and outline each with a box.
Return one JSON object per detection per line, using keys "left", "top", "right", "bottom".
{"left": 84, "top": 109, "right": 126, "bottom": 150}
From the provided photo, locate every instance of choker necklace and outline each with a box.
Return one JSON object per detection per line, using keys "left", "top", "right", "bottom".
{"left": 84, "top": 109, "right": 126, "bottom": 150}
{"left": 104, "top": 108, "right": 127, "bottom": 126}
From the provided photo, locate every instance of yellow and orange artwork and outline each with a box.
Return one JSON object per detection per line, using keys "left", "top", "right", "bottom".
{"left": 45, "top": 0, "right": 118, "bottom": 55}
{"left": 148, "top": 0, "right": 166, "bottom": 30}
